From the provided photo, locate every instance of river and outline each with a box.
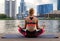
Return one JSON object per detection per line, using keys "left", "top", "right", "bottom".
{"left": 0, "top": 20, "right": 60, "bottom": 35}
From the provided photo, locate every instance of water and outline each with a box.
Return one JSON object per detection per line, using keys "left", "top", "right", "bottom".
{"left": 0, "top": 20, "right": 60, "bottom": 34}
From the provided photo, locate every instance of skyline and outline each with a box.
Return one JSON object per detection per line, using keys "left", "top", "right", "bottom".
{"left": 0, "top": 0, "right": 57, "bottom": 14}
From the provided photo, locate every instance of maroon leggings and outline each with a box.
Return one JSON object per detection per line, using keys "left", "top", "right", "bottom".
{"left": 18, "top": 27, "right": 44, "bottom": 38}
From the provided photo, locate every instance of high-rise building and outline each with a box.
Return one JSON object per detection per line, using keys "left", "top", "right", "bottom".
{"left": 20, "top": 0, "right": 26, "bottom": 13}
{"left": 18, "top": 0, "right": 27, "bottom": 19}
{"left": 57, "top": 0, "right": 60, "bottom": 10}
{"left": 37, "top": 4, "right": 53, "bottom": 16}
{"left": 5, "top": 0, "right": 16, "bottom": 18}
{"left": 23, "top": 11, "right": 29, "bottom": 18}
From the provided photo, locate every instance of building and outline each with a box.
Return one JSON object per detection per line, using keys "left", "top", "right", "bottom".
{"left": 20, "top": 0, "right": 26, "bottom": 14}
{"left": 18, "top": 0, "right": 27, "bottom": 19}
{"left": 37, "top": 10, "right": 60, "bottom": 18}
{"left": 48, "top": 10, "right": 60, "bottom": 18}
{"left": 17, "top": 10, "right": 28, "bottom": 19}
{"left": 23, "top": 11, "right": 29, "bottom": 18}
{"left": 5, "top": 0, "right": 16, "bottom": 18}
{"left": 49, "top": 10, "right": 60, "bottom": 14}
{"left": 37, "top": 4, "right": 53, "bottom": 16}
{"left": 57, "top": 0, "right": 60, "bottom": 10}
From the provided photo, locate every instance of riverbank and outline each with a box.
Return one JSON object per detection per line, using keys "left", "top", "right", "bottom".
{"left": 0, "top": 18, "right": 15, "bottom": 20}
{"left": 0, "top": 32, "right": 60, "bottom": 41}
{"left": 0, "top": 18, "right": 60, "bottom": 20}
{"left": 38, "top": 18, "right": 60, "bottom": 20}
{"left": 0, "top": 14, "right": 15, "bottom": 20}
{"left": 17, "top": 18, "right": 60, "bottom": 20}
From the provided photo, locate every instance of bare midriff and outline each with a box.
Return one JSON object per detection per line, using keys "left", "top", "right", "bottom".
{"left": 26, "top": 24, "right": 36, "bottom": 32}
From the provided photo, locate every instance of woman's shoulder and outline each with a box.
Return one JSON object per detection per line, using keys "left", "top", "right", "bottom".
{"left": 34, "top": 17, "right": 38, "bottom": 20}
{"left": 24, "top": 16, "right": 29, "bottom": 20}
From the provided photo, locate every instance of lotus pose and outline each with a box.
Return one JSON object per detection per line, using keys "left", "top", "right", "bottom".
{"left": 18, "top": 8, "right": 45, "bottom": 38}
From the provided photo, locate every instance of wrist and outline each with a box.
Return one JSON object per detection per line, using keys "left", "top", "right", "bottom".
{"left": 37, "top": 27, "right": 40, "bottom": 29}
{"left": 23, "top": 27, "right": 26, "bottom": 29}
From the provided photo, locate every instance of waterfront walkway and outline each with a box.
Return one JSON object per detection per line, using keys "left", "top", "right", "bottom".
{"left": 0, "top": 33, "right": 60, "bottom": 41}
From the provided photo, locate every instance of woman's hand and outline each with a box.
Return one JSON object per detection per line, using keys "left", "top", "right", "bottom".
{"left": 22, "top": 27, "right": 26, "bottom": 29}
{"left": 18, "top": 25, "right": 19, "bottom": 27}
{"left": 41, "top": 25, "right": 46, "bottom": 29}
{"left": 18, "top": 25, "right": 26, "bottom": 29}
{"left": 37, "top": 27, "right": 42, "bottom": 30}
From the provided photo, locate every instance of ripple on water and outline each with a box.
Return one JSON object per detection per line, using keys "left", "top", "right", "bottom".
{"left": 0, "top": 20, "right": 59, "bottom": 34}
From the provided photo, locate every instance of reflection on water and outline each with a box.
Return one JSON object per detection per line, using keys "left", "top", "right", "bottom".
{"left": 58, "top": 21, "right": 60, "bottom": 32}
{"left": 0, "top": 20, "right": 60, "bottom": 34}
{"left": 5, "top": 20, "right": 16, "bottom": 33}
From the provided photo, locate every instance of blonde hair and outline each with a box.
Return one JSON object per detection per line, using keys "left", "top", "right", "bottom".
{"left": 29, "top": 8, "right": 34, "bottom": 16}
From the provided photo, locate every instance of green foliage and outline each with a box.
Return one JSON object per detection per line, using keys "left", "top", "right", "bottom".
{"left": 0, "top": 14, "right": 14, "bottom": 20}
{"left": 0, "top": 14, "right": 7, "bottom": 19}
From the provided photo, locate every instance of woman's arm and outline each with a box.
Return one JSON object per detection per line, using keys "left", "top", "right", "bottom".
{"left": 23, "top": 20, "right": 27, "bottom": 29}
{"left": 36, "top": 19, "right": 40, "bottom": 29}
{"left": 18, "top": 19, "right": 27, "bottom": 29}
{"left": 22, "top": 19, "right": 27, "bottom": 29}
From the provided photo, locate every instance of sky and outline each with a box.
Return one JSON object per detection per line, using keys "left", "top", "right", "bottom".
{"left": 0, "top": 0, "right": 57, "bottom": 14}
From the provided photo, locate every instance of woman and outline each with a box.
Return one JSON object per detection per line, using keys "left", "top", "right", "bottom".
{"left": 18, "top": 8, "right": 45, "bottom": 38}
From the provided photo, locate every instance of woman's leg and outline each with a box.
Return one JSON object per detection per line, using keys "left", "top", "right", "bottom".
{"left": 18, "top": 27, "right": 26, "bottom": 36}
{"left": 26, "top": 30, "right": 37, "bottom": 38}
{"left": 36, "top": 28, "right": 45, "bottom": 37}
